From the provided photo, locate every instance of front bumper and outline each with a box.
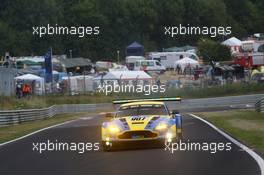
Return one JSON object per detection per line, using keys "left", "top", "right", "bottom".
{"left": 102, "top": 129, "right": 176, "bottom": 141}
{"left": 102, "top": 130, "right": 176, "bottom": 150}
{"left": 102, "top": 138, "right": 168, "bottom": 150}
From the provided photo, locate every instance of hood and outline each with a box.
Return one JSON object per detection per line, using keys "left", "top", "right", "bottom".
{"left": 110, "top": 115, "right": 170, "bottom": 131}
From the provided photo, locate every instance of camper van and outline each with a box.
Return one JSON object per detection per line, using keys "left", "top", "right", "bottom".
{"left": 134, "top": 60, "right": 166, "bottom": 73}
{"left": 148, "top": 52, "right": 199, "bottom": 69}
{"left": 125, "top": 56, "right": 145, "bottom": 70}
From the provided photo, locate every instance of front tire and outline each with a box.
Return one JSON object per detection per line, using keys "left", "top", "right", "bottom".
{"left": 102, "top": 141, "right": 112, "bottom": 151}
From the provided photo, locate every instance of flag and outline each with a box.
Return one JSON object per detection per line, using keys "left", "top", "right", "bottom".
{"left": 44, "top": 49, "right": 52, "bottom": 83}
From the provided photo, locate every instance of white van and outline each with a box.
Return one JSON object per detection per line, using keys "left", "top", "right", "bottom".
{"left": 148, "top": 52, "right": 199, "bottom": 69}
{"left": 134, "top": 60, "right": 166, "bottom": 73}
{"left": 125, "top": 56, "right": 145, "bottom": 70}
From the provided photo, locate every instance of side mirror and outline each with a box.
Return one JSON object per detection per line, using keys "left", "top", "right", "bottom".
{"left": 105, "top": 112, "right": 114, "bottom": 118}
{"left": 170, "top": 110, "right": 179, "bottom": 115}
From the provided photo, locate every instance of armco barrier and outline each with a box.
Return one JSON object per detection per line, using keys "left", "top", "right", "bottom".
{"left": 255, "top": 98, "right": 264, "bottom": 113}
{"left": 1, "top": 94, "right": 263, "bottom": 127}
{"left": 0, "top": 104, "right": 112, "bottom": 127}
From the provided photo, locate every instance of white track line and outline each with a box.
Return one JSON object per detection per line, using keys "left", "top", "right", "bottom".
{"left": 0, "top": 120, "right": 76, "bottom": 147}
{"left": 80, "top": 116, "right": 94, "bottom": 120}
{"left": 189, "top": 114, "right": 264, "bottom": 175}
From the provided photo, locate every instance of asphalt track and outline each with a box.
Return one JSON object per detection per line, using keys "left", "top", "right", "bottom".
{"left": 0, "top": 113, "right": 262, "bottom": 175}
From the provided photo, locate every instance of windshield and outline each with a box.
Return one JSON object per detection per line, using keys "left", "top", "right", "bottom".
{"left": 115, "top": 104, "right": 168, "bottom": 118}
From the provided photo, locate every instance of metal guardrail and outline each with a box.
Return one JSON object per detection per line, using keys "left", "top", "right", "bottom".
{"left": 255, "top": 97, "right": 264, "bottom": 112}
{"left": 0, "top": 104, "right": 112, "bottom": 127}
{"left": 0, "top": 94, "right": 263, "bottom": 126}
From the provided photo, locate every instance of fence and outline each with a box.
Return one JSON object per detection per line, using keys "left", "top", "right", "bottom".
{"left": 0, "top": 103, "right": 112, "bottom": 127}
{"left": 0, "top": 67, "right": 16, "bottom": 96}
{"left": 255, "top": 97, "right": 264, "bottom": 112}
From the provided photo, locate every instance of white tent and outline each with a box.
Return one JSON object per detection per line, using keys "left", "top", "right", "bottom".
{"left": 15, "top": 74, "right": 45, "bottom": 95}
{"left": 174, "top": 57, "right": 199, "bottom": 71}
{"left": 222, "top": 37, "right": 242, "bottom": 54}
{"left": 100, "top": 71, "right": 152, "bottom": 80}
{"left": 94, "top": 71, "right": 152, "bottom": 86}
{"left": 62, "top": 75, "right": 94, "bottom": 93}
{"left": 222, "top": 37, "right": 242, "bottom": 46}
{"left": 15, "top": 74, "right": 42, "bottom": 80}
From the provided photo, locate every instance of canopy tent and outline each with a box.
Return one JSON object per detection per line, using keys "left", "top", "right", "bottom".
{"left": 58, "top": 58, "right": 92, "bottom": 68}
{"left": 164, "top": 45, "right": 197, "bottom": 52}
{"left": 62, "top": 75, "right": 94, "bottom": 93}
{"left": 15, "top": 56, "right": 44, "bottom": 63}
{"left": 174, "top": 57, "right": 199, "bottom": 71}
{"left": 95, "top": 71, "right": 152, "bottom": 80}
{"left": 15, "top": 73, "right": 43, "bottom": 81}
{"left": 16, "top": 60, "right": 41, "bottom": 69}
{"left": 126, "top": 42, "right": 144, "bottom": 56}
{"left": 15, "top": 74, "right": 45, "bottom": 95}
{"left": 94, "top": 71, "right": 152, "bottom": 86}
{"left": 222, "top": 37, "right": 242, "bottom": 53}
{"left": 222, "top": 37, "right": 242, "bottom": 46}
{"left": 58, "top": 57, "right": 92, "bottom": 73}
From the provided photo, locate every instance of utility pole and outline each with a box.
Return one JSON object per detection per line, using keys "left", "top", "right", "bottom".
{"left": 117, "top": 50, "right": 120, "bottom": 64}
{"left": 69, "top": 50, "right": 72, "bottom": 59}
{"left": 50, "top": 47, "right": 54, "bottom": 93}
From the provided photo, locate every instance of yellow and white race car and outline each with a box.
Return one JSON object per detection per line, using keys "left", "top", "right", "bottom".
{"left": 101, "top": 98, "right": 183, "bottom": 151}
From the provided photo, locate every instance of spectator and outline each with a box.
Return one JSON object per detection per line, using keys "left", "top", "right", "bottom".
{"left": 176, "top": 65, "right": 181, "bottom": 74}
{"left": 16, "top": 83, "right": 23, "bottom": 98}
{"left": 22, "top": 84, "right": 31, "bottom": 97}
{"left": 156, "top": 79, "right": 161, "bottom": 86}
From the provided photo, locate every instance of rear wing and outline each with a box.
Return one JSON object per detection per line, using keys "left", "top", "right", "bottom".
{"left": 112, "top": 97, "right": 181, "bottom": 105}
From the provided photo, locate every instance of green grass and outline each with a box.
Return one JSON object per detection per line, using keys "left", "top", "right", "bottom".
{"left": 0, "top": 93, "right": 115, "bottom": 110}
{"left": 195, "top": 110, "right": 264, "bottom": 153}
{"left": 0, "top": 112, "right": 91, "bottom": 144}
{"left": 164, "top": 83, "right": 264, "bottom": 99}
{"left": 1, "top": 83, "right": 264, "bottom": 110}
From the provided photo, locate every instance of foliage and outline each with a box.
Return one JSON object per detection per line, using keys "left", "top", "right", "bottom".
{"left": 197, "top": 38, "right": 231, "bottom": 62}
{"left": 0, "top": 0, "right": 263, "bottom": 60}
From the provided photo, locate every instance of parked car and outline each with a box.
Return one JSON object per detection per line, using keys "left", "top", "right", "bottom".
{"left": 134, "top": 60, "right": 166, "bottom": 74}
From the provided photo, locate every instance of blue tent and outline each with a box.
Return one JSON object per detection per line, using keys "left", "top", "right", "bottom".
{"left": 126, "top": 42, "right": 144, "bottom": 56}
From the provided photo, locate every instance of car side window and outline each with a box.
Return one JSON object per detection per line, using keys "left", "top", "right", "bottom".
{"left": 149, "top": 61, "right": 154, "bottom": 66}
{"left": 141, "top": 61, "right": 148, "bottom": 66}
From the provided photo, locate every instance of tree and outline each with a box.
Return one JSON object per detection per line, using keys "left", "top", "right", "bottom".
{"left": 0, "top": 0, "right": 262, "bottom": 59}
{"left": 197, "top": 38, "right": 231, "bottom": 62}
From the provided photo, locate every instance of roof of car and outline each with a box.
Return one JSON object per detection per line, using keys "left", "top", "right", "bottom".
{"left": 120, "top": 101, "right": 164, "bottom": 107}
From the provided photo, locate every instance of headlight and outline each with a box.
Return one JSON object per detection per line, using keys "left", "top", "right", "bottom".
{"left": 166, "top": 132, "right": 173, "bottom": 142}
{"left": 155, "top": 123, "right": 168, "bottom": 130}
{"left": 166, "top": 132, "right": 172, "bottom": 139}
{"left": 108, "top": 125, "right": 120, "bottom": 134}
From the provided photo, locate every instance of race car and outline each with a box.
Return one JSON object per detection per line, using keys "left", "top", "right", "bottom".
{"left": 101, "top": 97, "right": 183, "bottom": 151}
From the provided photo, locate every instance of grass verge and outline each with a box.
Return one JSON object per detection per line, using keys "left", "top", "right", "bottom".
{"left": 1, "top": 83, "right": 264, "bottom": 110}
{"left": 0, "top": 112, "right": 91, "bottom": 144}
{"left": 194, "top": 110, "right": 264, "bottom": 153}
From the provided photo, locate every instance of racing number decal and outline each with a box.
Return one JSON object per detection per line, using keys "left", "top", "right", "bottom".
{"left": 131, "top": 117, "right": 146, "bottom": 121}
